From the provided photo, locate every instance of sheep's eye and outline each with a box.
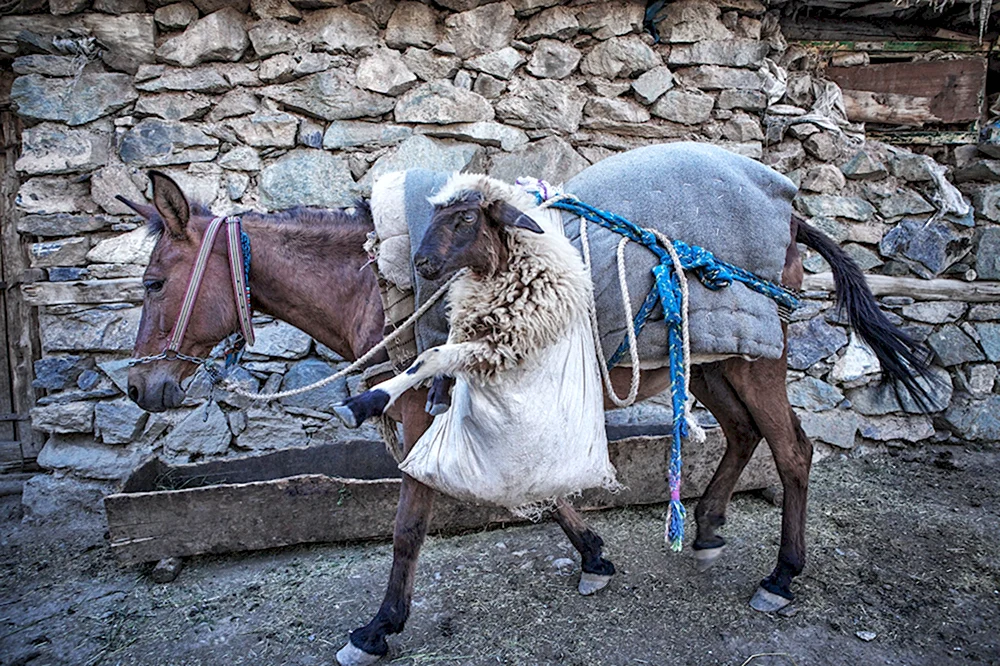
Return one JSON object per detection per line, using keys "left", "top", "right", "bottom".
{"left": 459, "top": 210, "right": 477, "bottom": 225}
{"left": 144, "top": 279, "right": 164, "bottom": 293}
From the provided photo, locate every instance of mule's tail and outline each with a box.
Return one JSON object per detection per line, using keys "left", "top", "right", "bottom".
{"left": 794, "top": 215, "right": 937, "bottom": 410}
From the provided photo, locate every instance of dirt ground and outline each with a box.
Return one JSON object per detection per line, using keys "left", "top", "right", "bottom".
{"left": 1, "top": 445, "right": 998, "bottom": 666}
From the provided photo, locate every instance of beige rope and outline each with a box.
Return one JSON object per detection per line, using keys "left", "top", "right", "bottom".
{"left": 220, "top": 270, "right": 466, "bottom": 401}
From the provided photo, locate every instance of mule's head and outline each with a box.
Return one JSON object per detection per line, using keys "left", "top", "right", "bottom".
{"left": 414, "top": 181, "right": 543, "bottom": 281}
{"left": 124, "top": 172, "right": 242, "bottom": 412}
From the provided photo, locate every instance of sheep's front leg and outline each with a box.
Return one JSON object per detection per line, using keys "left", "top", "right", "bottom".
{"left": 426, "top": 375, "right": 455, "bottom": 416}
{"left": 333, "top": 343, "right": 486, "bottom": 429}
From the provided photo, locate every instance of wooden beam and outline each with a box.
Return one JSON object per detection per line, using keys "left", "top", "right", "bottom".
{"left": 797, "top": 39, "right": 991, "bottom": 54}
{"left": 803, "top": 273, "right": 1000, "bottom": 302}
{"left": 21, "top": 278, "right": 143, "bottom": 306}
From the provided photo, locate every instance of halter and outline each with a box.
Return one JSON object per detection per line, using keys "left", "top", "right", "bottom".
{"left": 130, "top": 215, "right": 254, "bottom": 370}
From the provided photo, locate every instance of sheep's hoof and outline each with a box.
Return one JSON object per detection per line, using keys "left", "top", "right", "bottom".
{"left": 425, "top": 400, "right": 450, "bottom": 416}
{"left": 578, "top": 572, "right": 612, "bottom": 596}
{"left": 693, "top": 545, "right": 725, "bottom": 573}
{"left": 749, "top": 586, "right": 793, "bottom": 613}
{"left": 333, "top": 404, "right": 360, "bottom": 429}
{"left": 336, "top": 640, "right": 382, "bottom": 666}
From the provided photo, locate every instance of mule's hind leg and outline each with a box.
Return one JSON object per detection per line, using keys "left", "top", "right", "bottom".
{"left": 338, "top": 396, "right": 434, "bottom": 666}
{"left": 722, "top": 357, "right": 813, "bottom": 612}
{"left": 688, "top": 364, "right": 764, "bottom": 572}
{"left": 551, "top": 498, "right": 616, "bottom": 595}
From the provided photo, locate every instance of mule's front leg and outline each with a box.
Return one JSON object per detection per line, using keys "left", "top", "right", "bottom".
{"left": 338, "top": 397, "right": 435, "bottom": 666}
{"left": 552, "top": 498, "right": 616, "bottom": 595}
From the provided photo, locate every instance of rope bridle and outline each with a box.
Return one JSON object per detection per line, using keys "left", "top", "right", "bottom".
{"left": 129, "top": 215, "right": 254, "bottom": 371}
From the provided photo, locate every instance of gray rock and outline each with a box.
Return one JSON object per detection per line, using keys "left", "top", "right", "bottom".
{"left": 650, "top": 89, "right": 714, "bottom": 125}
{"left": 217, "top": 146, "right": 262, "bottom": 172}
{"left": 77, "top": 370, "right": 101, "bottom": 391}
{"left": 668, "top": 39, "right": 769, "bottom": 67}
{"left": 258, "top": 54, "right": 298, "bottom": 84}
{"left": 33, "top": 355, "right": 90, "bottom": 391}
{"left": 632, "top": 65, "right": 674, "bottom": 104}
{"left": 585, "top": 97, "right": 651, "bottom": 124}
{"left": 974, "top": 322, "right": 1000, "bottom": 362}
{"left": 192, "top": 0, "right": 250, "bottom": 11}
{"left": 385, "top": 1, "right": 440, "bottom": 49}
{"left": 444, "top": 2, "right": 518, "bottom": 59}
{"left": 796, "top": 195, "right": 874, "bottom": 222}
{"left": 874, "top": 188, "right": 935, "bottom": 219}
{"left": 468, "top": 47, "right": 525, "bottom": 80}
{"left": 36, "top": 433, "right": 150, "bottom": 480}
{"left": 809, "top": 216, "right": 849, "bottom": 243}
{"left": 967, "top": 363, "right": 998, "bottom": 397}
{"left": 40, "top": 305, "right": 142, "bottom": 353}
{"left": 226, "top": 171, "right": 250, "bottom": 200}
{"left": 800, "top": 164, "right": 846, "bottom": 194}
{"left": 954, "top": 160, "right": 1000, "bottom": 183}
{"left": 495, "top": 77, "right": 586, "bottom": 132}
{"left": 395, "top": 80, "right": 493, "bottom": 124}
{"left": 306, "top": 7, "right": 380, "bottom": 54}
{"left": 136, "top": 65, "right": 233, "bottom": 94}
{"left": 489, "top": 135, "right": 588, "bottom": 184}
{"left": 237, "top": 407, "right": 309, "bottom": 450}
{"left": 453, "top": 70, "right": 473, "bottom": 91}
{"left": 248, "top": 18, "right": 301, "bottom": 58}
{"left": 356, "top": 49, "right": 418, "bottom": 96}
{"left": 11, "top": 73, "right": 137, "bottom": 126}
{"left": 228, "top": 111, "right": 299, "bottom": 147}
{"left": 250, "top": 0, "right": 301, "bottom": 21}
{"left": 943, "top": 395, "right": 1000, "bottom": 442}
{"left": 519, "top": 6, "right": 578, "bottom": 42}
{"left": 279, "top": 358, "right": 349, "bottom": 413}
{"left": 86, "top": 226, "right": 157, "bottom": 265}
{"left": 162, "top": 402, "right": 232, "bottom": 459}
{"left": 967, "top": 184, "right": 1000, "bottom": 222}
{"left": 473, "top": 73, "right": 506, "bottom": 99}
{"left": 799, "top": 409, "right": 859, "bottom": 449}
{"left": 843, "top": 244, "right": 882, "bottom": 271}
{"left": 21, "top": 474, "right": 110, "bottom": 524}
{"left": 675, "top": 65, "right": 761, "bottom": 90}
{"left": 95, "top": 398, "right": 149, "bottom": 444}
{"left": 297, "top": 119, "right": 325, "bottom": 148}
{"left": 323, "top": 121, "right": 412, "bottom": 149}
{"left": 244, "top": 320, "right": 311, "bottom": 359}
{"left": 16, "top": 177, "right": 94, "bottom": 215}
{"left": 135, "top": 92, "right": 213, "bottom": 122}
{"left": 523, "top": 39, "right": 580, "bottom": 80}
{"left": 160, "top": 163, "right": 222, "bottom": 208}
{"left": 721, "top": 113, "right": 763, "bottom": 142}
{"left": 360, "top": 135, "right": 485, "bottom": 193}
{"left": 12, "top": 55, "right": 82, "bottom": 77}
{"left": 927, "top": 324, "right": 986, "bottom": 366}
{"left": 208, "top": 88, "right": 260, "bottom": 122}
{"left": 969, "top": 303, "right": 1000, "bottom": 321}
{"left": 654, "top": 0, "right": 732, "bottom": 42}
{"left": 17, "top": 213, "right": 113, "bottom": 237}
{"left": 787, "top": 376, "right": 844, "bottom": 412}
{"left": 900, "top": 301, "right": 966, "bottom": 324}
{"left": 976, "top": 228, "right": 1000, "bottom": 279}
{"left": 588, "top": 78, "right": 632, "bottom": 98}
{"left": 762, "top": 139, "right": 805, "bottom": 173}
{"left": 261, "top": 70, "right": 396, "bottom": 121}
{"left": 259, "top": 149, "right": 357, "bottom": 210}
{"left": 580, "top": 36, "right": 661, "bottom": 80}
{"left": 879, "top": 218, "right": 970, "bottom": 278}
{"left": 420, "top": 122, "right": 528, "bottom": 152}
{"left": 803, "top": 133, "right": 840, "bottom": 161}
{"left": 846, "top": 382, "right": 901, "bottom": 416}
{"left": 29, "top": 237, "right": 89, "bottom": 268}
{"left": 15, "top": 123, "right": 109, "bottom": 176}
{"left": 787, "top": 317, "right": 848, "bottom": 370}
{"left": 576, "top": 1, "right": 643, "bottom": 39}
{"left": 31, "top": 402, "right": 94, "bottom": 434}
{"left": 402, "top": 47, "right": 461, "bottom": 82}
{"left": 859, "top": 414, "right": 934, "bottom": 442}
{"left": 120, "top": 118, "right": 219, "bottom": 167}
{"left": 157, "top": 8, "right": 249, "bottom": 67}
{"left": 717, "top": 88, "right": 766, "bottom": 111}
{"left": 888, "top": 151, "right": 934, "bottom": 182}
{"left": 155, "top": 2, "right": 199, "bottom": 30}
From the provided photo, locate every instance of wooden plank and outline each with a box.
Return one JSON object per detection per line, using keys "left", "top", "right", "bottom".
{"left": 867, "top": 129, "right": 977, "bottom": 145}
{"left": 21, "top": 278, "right": 144, "bottom": 306}
{"left": 827, "top": 59, "right": 986, "bottom": 126}
{"left": 105, "top": 432, "right": 779, "bottom": 564}
{"left": 797, "top": 40, "right": 990, "bottom": 54}
{"left": 803, "top": 273, "right": 1000, "bottom": 302}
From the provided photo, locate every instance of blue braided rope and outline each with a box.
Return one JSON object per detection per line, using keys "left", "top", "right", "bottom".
{"left": 528, "top": 190, "right": 798, "bottom": 551}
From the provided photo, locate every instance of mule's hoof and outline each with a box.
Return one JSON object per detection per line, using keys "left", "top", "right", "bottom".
{"left": 336, "top": 640, "right": 382, "bottom": 666}
{"left": 578, "top": 572, "right": 613, "bottom": 596}
{"left": 749, "top": 586, "right": 793, "bottom": 613}
{"left": 333, "top": 404, "right": 360, "bottom": 429}
{"left": 693, "top": 545, "right": 725, "bottom": 573}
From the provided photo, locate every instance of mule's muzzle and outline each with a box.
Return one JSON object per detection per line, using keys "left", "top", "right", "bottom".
{"left": 127, "top": 371, "right": 186, "bottom": 412}
{"left": 414, "top": 254, "right": 442, "bottom": 280}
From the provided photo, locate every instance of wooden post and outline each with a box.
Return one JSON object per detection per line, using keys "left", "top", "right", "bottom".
{"left": 803, "top": 272, "right": 1000, "bottom": 303}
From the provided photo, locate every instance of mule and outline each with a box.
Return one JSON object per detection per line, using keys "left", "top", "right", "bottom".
{"left": 125, "top": 170, "right": 929, "bottom": 666}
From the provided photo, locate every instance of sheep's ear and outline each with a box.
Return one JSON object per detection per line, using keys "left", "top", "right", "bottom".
{"left": 149, "top": 170, "right": 190, "bottom": 238}
{"left": 488, "top": 201, "right": 544, "bottom": 234}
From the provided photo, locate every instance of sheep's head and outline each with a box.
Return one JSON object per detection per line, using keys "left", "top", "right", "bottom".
{"left": 415, "top": 185, "right": 543, "bottom": 280}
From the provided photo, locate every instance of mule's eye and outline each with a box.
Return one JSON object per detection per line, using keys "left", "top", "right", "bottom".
{"left": 459, "top": 210, "right": 476, "bottom": 225}
{"left": 144, "top": 279, "right": 164, "bottom": 293}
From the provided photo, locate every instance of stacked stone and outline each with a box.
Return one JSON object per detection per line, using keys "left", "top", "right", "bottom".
{"left": 5, "top": 0, "right": 996, "bottom": 492}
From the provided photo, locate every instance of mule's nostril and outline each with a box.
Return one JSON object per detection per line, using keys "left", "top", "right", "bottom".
{"left": 128, "top": 385, "right": 139, "bottom": 402}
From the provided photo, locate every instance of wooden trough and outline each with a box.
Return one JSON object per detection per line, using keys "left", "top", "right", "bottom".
{"left": 105, "top": 426, "right": 778, "bottom": 565}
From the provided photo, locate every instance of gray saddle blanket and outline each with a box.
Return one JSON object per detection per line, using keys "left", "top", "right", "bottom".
{"left": 395, "top": 142, "right": 797, "bottom": 365}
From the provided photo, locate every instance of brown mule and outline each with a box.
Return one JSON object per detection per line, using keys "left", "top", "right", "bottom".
{"left": 125, "top": 173, "right": 930, "bottom": 666}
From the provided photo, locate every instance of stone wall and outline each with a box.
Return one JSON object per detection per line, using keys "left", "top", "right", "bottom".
{"left": 4, "top": 0, "right": 997, "bottom": 491}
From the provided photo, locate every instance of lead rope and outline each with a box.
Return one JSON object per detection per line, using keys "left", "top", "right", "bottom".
{"left": 219, "top": 270, "right": 465, "bottom": 401}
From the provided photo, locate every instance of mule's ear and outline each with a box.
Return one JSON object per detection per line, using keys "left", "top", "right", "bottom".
{"left": 487, "top": 200, "right": 544, "bottom": 234}
{"left": 149, "top": 170, "right": 190, "bottom": 238}
{"left": 115, "top": 196, "right": 157, "bottom": 220}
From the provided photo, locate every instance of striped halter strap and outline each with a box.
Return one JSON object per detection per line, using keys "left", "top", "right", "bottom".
{"left": 165, "top": 215, "right": 255, "bottom": 357}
